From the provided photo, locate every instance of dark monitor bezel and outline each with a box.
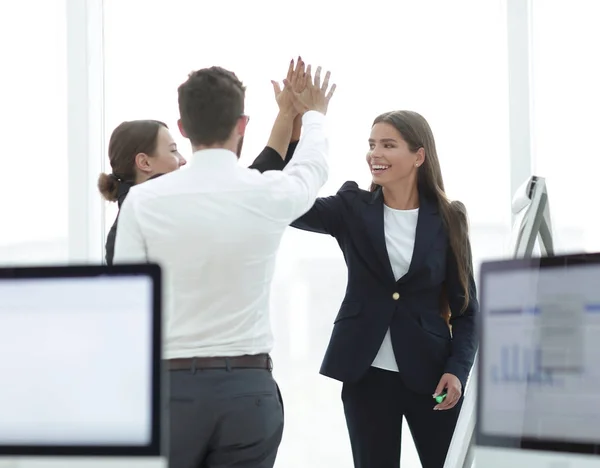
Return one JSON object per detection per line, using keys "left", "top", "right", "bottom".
{"left": 0, "top": 263, "right": 163, "bottom": 457}
{"left": 476, "top": 252, "right": 600, "bottom": 455}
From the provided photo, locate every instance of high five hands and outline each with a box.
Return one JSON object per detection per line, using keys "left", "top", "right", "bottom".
{"left": 271, "top": 57, "right": 305, "bottom": 117}
{"left": 271, "top": 56, "right": 336, "bottom": 116}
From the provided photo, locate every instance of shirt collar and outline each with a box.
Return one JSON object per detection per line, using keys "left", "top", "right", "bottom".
{"left": 190, "top": 148, "right": 238, "bottom": 168}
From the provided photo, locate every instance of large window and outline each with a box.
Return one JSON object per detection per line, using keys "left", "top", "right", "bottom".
{"left": 0, "top": 0, "right": 68, "bottom": 265}
{"left": 103, "top": 0, "right": 510, "bottom": 465}
{"left": 531, "top": 0, "right": 600, "bottom": 253}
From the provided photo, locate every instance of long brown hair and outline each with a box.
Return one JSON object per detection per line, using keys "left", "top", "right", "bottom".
{"left": 371, "top": 111, "right": 472, "bottom": 315}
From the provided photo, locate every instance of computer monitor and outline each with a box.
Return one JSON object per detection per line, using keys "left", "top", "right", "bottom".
{"left": 476, "top": 253, "right": 600, "bottom": 467}
{"left": 509, "top": 175, "right": 554, "bottom": 258}
{"left": 0, "top": 264, "right": 165, "bottom": 468}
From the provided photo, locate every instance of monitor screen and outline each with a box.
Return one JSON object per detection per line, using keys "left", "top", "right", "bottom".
{"left": 0, "top": 270, "right": 157, "bottom": 452}
{"left": 479, "top": 258, "right": 600, "bottom": 453}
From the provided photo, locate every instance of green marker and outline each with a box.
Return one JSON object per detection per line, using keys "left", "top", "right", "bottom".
{"left": 434, "top": 393, "right": 447, "bottom": 404}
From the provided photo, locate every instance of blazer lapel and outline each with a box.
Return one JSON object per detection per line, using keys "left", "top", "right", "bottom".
{"left": 362, "top": 188, "right": 444, "bottom": 285}
{"left": 397, "top": 193, "right": 443, "bottom": 284}
{"left": 363, "top": 189, "right": 396, "bottom": 284}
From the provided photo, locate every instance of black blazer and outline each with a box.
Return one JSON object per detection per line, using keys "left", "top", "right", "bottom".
{"left": 104, "top": 142, "right": 297, "bottom": 265}
{"left": 257, "top": 152, "right": 479, "bottom": 395}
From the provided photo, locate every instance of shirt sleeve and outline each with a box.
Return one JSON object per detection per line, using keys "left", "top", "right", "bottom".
{"left": 259, "top": 111, "right": 329, "bottom": 223}
{"left": 113, "top": 190, "right": 148, "bottom": 264}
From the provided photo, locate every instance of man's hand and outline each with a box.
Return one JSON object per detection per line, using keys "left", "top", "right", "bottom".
{"left": 285, "top": 64, "right": 336, "bottom": 116}
{"left": 271, "top": 57, "right": 306, "bottom": 117}
{"left": 433, "top": 373, "right": 462, "bottom": 410}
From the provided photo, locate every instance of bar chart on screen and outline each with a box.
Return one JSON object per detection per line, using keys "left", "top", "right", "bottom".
{"left": 491, "top": 345, "right": 562, "bottom": 386}
{"left": 482, "top": 301, "right": 600, "bottom": 442}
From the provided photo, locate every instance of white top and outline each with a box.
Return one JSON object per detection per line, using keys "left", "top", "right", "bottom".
{"left": 113, "top": 111, "right": 329, "bottom": 359}
{"left": 371, "top": 205, "right": 419, "bottom": 372}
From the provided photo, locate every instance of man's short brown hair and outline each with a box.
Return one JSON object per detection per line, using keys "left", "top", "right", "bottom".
{"left": 177, "top": 66, "right": 246, "bottom": 146}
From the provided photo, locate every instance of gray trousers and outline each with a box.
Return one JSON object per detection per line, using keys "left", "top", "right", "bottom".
{"left": 168, "top": 367, "right": 284, "bottom": 468}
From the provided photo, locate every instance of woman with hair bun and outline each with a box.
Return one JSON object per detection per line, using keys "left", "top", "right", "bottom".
{"left": 98, "top": 119, "right": 186, "bottom": 264}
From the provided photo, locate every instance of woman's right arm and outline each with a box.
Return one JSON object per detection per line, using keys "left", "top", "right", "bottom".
{"left": 290, "top": 181, "right": 358, "bottom": 238}
{"left": 290, "top": 195, "right": 342, "bottom": 235}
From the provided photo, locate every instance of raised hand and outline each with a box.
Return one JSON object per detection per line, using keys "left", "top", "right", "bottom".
{"left": 271, "top": 57, "right": 306, "bottom": 117}
{"left": 284, "top": 64, "right": 336, "bottom": 116}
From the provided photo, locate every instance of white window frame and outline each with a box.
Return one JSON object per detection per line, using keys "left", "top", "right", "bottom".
{"left": 66, "top": 0, "right": 105, "bottom": 263}
{"left": 507, "top": 0, "right": 534, "bottom": 207}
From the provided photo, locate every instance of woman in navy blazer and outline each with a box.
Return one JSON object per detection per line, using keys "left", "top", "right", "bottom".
{"left": 263, "top": 109, "right": 478, "bottom": 468}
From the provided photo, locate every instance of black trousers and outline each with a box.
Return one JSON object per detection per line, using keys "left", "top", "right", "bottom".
{"left": 342, "top": 367, "right": 462, "bottom": 468}
{"left": 168, "top": 368, "right": 284, "bottom": 468}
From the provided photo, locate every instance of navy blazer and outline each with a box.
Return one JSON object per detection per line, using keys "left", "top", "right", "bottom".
{"left": 291, "top": 181, "right": 479, "bottom": 394}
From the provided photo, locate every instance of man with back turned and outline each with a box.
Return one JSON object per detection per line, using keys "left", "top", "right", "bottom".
{"left": 114, "top": 61, "right": 336, "bottom": 467}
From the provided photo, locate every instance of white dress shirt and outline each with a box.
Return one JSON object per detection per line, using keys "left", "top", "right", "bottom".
{"left": 371, "top": 205, "right": 419, "bottom": 372}
{"left": 114, "top": 111, "right": 329, "bottom": 359}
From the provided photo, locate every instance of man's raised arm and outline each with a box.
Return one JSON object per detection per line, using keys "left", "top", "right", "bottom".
{"left": 260, "top": 63, "right": 337, "bottom": 222}
{"left": 249, "top": 57, "right": 305, "bottom": 173}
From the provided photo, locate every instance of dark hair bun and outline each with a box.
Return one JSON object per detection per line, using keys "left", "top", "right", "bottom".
{"left": 97, "top": 173, "right": 119, "bottom": 202}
